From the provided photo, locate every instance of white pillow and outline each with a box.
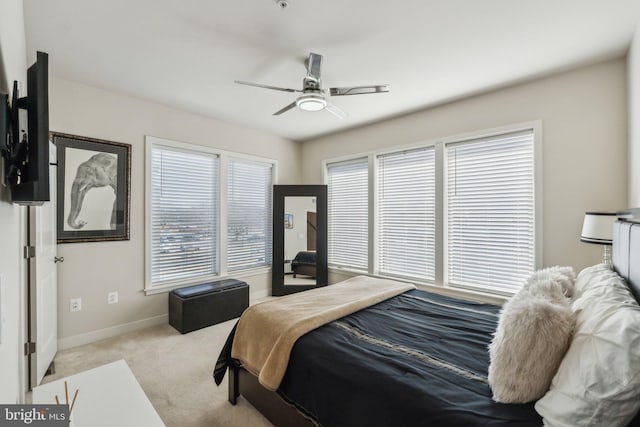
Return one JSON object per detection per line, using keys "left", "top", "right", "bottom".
{"left": 573, "top": 263, "right": 621, "bottom": 299}
{"left": 488, "top": 286, "right": 575, "bottom": 403}
{"left": 535, "top": 267, "right": 640, "bottom": 427}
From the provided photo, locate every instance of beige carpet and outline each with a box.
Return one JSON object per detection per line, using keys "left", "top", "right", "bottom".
{"left": 42, "top": 318, "right": 272, "bottom": 427}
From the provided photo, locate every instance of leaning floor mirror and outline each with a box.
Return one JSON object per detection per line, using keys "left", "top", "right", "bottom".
{"left": 272, "top": 185, "right": 328, "bottom": 296}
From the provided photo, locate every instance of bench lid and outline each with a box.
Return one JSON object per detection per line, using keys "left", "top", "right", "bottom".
{"left": 171, "top": 279, "right": 246, "bottom": 298}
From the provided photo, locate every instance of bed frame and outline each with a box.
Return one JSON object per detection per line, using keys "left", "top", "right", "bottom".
{"left": 228, "top": 214, "right": 640, "bottom": 427}
{"left": 228, "top": 360, "right": 314, "bottom": 427}
{"left": 612, "top": 214, "right": 640, "bottom": 300}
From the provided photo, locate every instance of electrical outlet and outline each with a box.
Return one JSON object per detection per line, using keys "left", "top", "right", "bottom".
{"left": 108, "top": 291, "right": 118, "bottom": 305}
{"left": 70, "top": 298, "right": 82, "bottom": 312}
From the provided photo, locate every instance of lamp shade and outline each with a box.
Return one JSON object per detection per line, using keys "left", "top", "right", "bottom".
{"left": 580, "top": 212, "right": 616, "bottom": 245}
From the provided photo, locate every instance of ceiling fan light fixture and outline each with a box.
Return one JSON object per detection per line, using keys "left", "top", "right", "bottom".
{"left": 296, "top": 94, "right": 327, "bottom": 112}
{"left": 236, "top": 52, "right": 389, "bottom": 117}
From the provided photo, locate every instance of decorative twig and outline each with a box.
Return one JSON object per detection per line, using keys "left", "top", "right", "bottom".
{"left": 54, "top": 381, "right": 79, "bottom": 417}
{"left": 69, "top": 389, "right": 79, "bottom": 416}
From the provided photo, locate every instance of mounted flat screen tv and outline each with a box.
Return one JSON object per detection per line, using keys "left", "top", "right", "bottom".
{"left": 1, "top": 51, "right": 50, "bottom": 205}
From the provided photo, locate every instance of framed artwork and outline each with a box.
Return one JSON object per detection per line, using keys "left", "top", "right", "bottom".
{"left": 52, "top": 132, "right": 131, "bottom": 243}
{"left": 285, "top": 213, "right": 294, "bottom": 229}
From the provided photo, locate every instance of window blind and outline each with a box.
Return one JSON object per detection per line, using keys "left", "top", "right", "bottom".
{"left": 327, "top": 158, "right": 369, "bottom": 270}
{"left": 377, "top": 148, "right": 436, "bottom": 280}
{"left": 446, "top": 130, "right": 535, "bottom": 294}
{"left": 227, "top": 158, "right": 273, "bottom": 271}
{"left": 150, "top": 146, "right": 219, "bottom": 285}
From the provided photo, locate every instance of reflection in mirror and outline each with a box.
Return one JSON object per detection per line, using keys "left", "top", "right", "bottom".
{"left": 284, "top": 197, "right": 317, "bottom": 286}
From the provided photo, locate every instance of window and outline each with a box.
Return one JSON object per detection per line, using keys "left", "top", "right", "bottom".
{"left": 446, "top": 130, "right": 535, "bottom": 294}
{"left": 326, "top": 158, "right": 368, "bottom": 270}
{"left": 146, "top": 137, "right": 276, "bottom": 292}
{"left": 377, "top": 148, "right": 436, "bottom": 280}
{"left": 325, "top": 124, "right": 539, "bottom": 296}
{"left": 227, "top": 158, "right": 273, "bottom": 271}
{"left": 149, "top": 145, "right": 219, "bottom": 286}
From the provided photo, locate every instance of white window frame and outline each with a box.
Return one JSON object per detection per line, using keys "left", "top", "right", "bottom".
{"left": 323, "top": 121, "right": 542, "bottom": 297}
{"left": 145, "top": 136, "right": 278, "bottom": 294}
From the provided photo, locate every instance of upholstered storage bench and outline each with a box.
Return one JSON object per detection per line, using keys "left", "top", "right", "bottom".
{"left": 169, "top": 279, "right": 249, "bottom": 334}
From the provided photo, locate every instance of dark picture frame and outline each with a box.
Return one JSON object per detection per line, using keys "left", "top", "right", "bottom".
{"left": 52, "top": 132, "right": 131, "bottom": 243}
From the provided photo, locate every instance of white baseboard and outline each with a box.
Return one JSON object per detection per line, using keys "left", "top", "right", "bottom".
{"left": 58, "top": 314, "right": 168, "bottom": 351}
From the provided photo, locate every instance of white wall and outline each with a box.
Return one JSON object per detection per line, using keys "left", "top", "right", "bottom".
{"left": 0, "top": 0, "right": 27, "bottom": 403}
{"left": 629, "top": 24, "right": 640, "bottom": 207}
{"left": 302, "top": 58, "right": 628, "bottom": 274}
{"left": 50, "top": 78, "right": 301, "bottom": 348}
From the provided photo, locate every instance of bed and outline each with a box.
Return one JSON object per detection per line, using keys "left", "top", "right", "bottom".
{"left": 291, "top": 251, "right": 316, "bottom": 278}
{"left": 215, "top": 216, "right": 640, "bottom": 427}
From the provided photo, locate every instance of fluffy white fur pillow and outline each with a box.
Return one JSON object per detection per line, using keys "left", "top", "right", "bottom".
{"left": 488, "top": 270, "right": 576, "bottom": 403}
{"left": 523, "top": 266, "right": 576, "bottom": 298}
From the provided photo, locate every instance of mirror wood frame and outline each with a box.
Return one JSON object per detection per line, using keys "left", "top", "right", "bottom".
{"left": 272, "top": 185, "right": 328, "bottom": 296}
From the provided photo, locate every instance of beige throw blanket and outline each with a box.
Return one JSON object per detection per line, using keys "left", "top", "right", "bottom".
{"left": 231, "top": 275, "right": 415, "bottom": 391}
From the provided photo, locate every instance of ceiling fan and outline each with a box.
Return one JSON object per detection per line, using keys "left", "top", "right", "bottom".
{"left": 234, "top": 52, "right": 389, "bottom": 118}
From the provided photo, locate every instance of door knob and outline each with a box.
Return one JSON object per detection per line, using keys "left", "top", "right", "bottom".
{"left": 54, "top": 256, "right": 64, "bottom": 263}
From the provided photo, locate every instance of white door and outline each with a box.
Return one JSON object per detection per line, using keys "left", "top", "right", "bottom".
{"left": 29, "top": 142, "right": 58, "bottom": 388}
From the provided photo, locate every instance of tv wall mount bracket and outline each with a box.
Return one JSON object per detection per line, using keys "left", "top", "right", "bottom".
{"left": 1, "top": 81, "right": 30, "bottom": 187}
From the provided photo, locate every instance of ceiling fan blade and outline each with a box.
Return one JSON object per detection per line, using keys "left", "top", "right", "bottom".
{"left": 234, "top": 80, "right": 300, "bottom": 93}
{"left": 329, "top": 85, "right": 390, "bottom": 96}
{"left": 306, "top": 53, "right": 323, "bottom": 82}
{"left": 325, "top": 102, "right": 347, "bottom": 119}
{"left": 273, "top": 101, "right": 298, "bottom": 116}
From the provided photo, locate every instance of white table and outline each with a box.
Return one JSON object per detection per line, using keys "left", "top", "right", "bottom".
{"left": 33, "top": 359, "right": 165, "bottom": 427}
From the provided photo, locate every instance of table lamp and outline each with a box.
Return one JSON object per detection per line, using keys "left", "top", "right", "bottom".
{"left": 580, "top": 211, "right": 616, "bottom": 268}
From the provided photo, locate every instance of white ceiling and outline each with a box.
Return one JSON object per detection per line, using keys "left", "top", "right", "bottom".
{"left": 23, "top": 0, "right": 640, "bottom": 141}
